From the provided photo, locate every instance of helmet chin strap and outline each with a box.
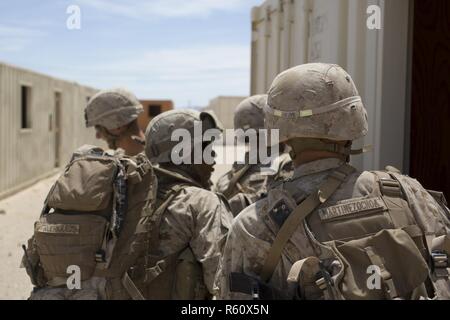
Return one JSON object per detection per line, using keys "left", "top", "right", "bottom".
{"left": 131, "top": 135, "right": 145, "bottom": 146}
{"left": 96, "top": 126, "right": 120, "bottom": 150}
{"left": 288, "top": 138, "right": 372, "bottom": 161}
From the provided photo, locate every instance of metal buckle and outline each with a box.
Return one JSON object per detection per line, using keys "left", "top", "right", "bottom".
{"left": 379, "top": 178, "right": 402, "bottom": 197}
{"left": 95, "top": 250, "right": 106, "bottom": 263}
{"left": 432, "top": 252, "right": 448, "bottom": 269}
{"left": 137, "top": 164, "right": 147, "bottom": 178}
{"left": 145, "top": 259, "right": 166, "bottom": 282}
{"left": 383, "top": 277, "right": 399, "bottom": 300}
{"left": 315, "top": 277, "right": 327, "bottom": 290}
{"left": 251, "top": 280, "right": 260, "bottom": 300}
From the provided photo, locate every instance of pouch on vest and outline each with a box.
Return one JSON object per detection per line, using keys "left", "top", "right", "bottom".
{"left": 47, "top": 157, "right": 116, "bottom": 212}
{"left": 288, "top": 229, "right": 430, "bottom": 300}
{"left": 326, "top": 229, "right": 429, "bottom": 300}
{"left": 34, "top": 213, "right": 108, "bottom": 281}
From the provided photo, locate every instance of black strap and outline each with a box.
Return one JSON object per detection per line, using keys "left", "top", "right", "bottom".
{"left": 229, "top": 272, "right": 287, "bottom": 300}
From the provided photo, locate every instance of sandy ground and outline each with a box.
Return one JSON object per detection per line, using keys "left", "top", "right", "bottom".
{"left": 0, "top": 161, "right": 230, "bottom": 300}
{"left": 0, "top": 173, "right": 60, "bottom": 300}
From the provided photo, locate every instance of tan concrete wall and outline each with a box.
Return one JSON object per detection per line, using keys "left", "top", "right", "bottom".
{"left": 0, "top": 62, "right": 100, "bottom": 198}
{"left": 204, "top": 96, "right": 247, "bottom": 130}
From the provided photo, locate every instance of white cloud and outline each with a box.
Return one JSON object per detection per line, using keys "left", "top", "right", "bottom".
{"left": 0, "top": 25, "right": 46, "bottom": 52}
{"left": 77, "top": 0, "right": 254, "bottom": 18}
{"left": 47, "top": 44, "right": 250, "bottom": 107}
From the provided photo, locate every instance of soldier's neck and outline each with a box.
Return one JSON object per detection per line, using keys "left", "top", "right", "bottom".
{"left": 115, "top": 133, "right": 145, "bottom": 156}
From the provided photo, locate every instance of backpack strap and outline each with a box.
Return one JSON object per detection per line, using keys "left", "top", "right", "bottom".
{"left": 364, "top": 246, "right": 400, "bottom": 299}
{"left": 142, "top": 183, "right": 189, "bottom": 282}
{"left": 223, "top": 164, "right": 253, "bottom": 198}
{"left": 377, "top": 169, "right": 450, "bottom": 290}
{"left": 427, "top": 190, "right": 450, "bottom": 220}
{"left": 122, "top": 272, "right": 145, "bottom": 300}
{"left": 123, "top": 183, "right": 187, "bottom": 300}
{"left": 154, "top": 166, "right": 203, "bottom": 189}
{"left": 373, "top": 171, "right": 431, "bottom": 258}
{"left": 259, "top": 163, "right": 355, "bottom": 283}
{"left": 126, "top": 155, "right": 153, "bottom": 185}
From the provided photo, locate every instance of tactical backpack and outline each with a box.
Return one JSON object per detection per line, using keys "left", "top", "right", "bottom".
{"left": 22, "top": 145, "right": 157, "bottom": 300}
{"left": 244, "top": 164, "right": 450, "bottom": 300}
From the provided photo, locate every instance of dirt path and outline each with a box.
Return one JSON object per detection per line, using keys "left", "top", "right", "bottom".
{"left": 0, "top": 174, "right": 60, "bottom": 300}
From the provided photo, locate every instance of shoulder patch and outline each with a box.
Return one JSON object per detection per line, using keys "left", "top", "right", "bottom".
{"left": 269, "top": 199, "right": 292, "bottom": 227}
{"left": 318, "top": 197, "right": 386, "bottom": 222}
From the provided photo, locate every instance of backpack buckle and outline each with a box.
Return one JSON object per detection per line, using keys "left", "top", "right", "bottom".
{"left": 145, "top": 259, "right": 167, "bottom": 282}
{"left": 431, "top": 251, "right": 449, "bottom": 277}
{"left": 251, "top": 280, "right": 260, "bottom": 300}
{"left": 95, "top": 250, "right": 106, "bottom": 263}
{"left": 432, "top": 252, "right": 448, "bottom": 269}
{"left": 128, "top": 171, "right": 142, "bottom": 184}
{"left": 379, "top": 178, "right": 403, "bottom": 198}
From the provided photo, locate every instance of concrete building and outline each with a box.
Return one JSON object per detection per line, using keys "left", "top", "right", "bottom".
{"left": 204, "top": 96, "right": 247, "bottom": 130}
{"left": 250, "top": 0, "right": 450, "bottom": 197}
{"left": 137, "top": 99, "right": 174, "bottom": 132}
{"left": 0, "top": 62, "right": 100, "bottom": 199}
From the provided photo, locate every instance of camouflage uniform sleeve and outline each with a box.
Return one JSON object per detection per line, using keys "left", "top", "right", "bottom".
{"left": 185, "top": 188, "right": 234, "bottom": 294}
{"left": 214, "top": 171, "right": 231, "bottom": 195}
{"left": 214, "top": 204, "right": 272, "bottom": 300}
{"left": 169, "top": 187, "right": 233, "bottom": 294}
{"left": 228, "top": 192, "right": 253, "bottom": 217}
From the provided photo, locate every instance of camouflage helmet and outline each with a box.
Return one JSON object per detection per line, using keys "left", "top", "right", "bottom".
{"left": 85, "top": 88, "right": 143, "bottom": 130}
{"left": 145, "top": 109, "right": 222, "bottom": 164}
{"left": 264, "top": 63, "right": 368, "bottom": 142}
{"left": 234, "top": 94, "right": 267, "bottom": 130}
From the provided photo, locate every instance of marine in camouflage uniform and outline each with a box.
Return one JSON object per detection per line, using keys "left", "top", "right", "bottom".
{"left": 84, "top": 88, "right": 145, "bottom": 156}
{"left": 21, "top": 89, "right": 154, "bottom": 300}
{"left": 215, "top": 63, "right": 450, "bottom": 300}
{"left": 143, "top": 109, "right": 234, "bottom": 299}
{"left": 214, "top": 95, "right": 293, "bottom": 216}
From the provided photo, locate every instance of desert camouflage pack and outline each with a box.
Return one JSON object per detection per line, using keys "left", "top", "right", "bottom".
{"left": 22, "top": 145, "right": 158, "bottom": 300}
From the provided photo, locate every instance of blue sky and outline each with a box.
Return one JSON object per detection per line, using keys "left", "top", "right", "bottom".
{"left": 0, "top": 0, "right": 262, "bottom": 107}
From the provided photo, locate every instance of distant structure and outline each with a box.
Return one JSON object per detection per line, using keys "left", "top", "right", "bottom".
{"left": 0, "top": 62, "right": 100, "bottom": 199}
{"left": 203, "top": 96, "right": 247, "bottom": 130}
{"left": 137, "top": 100, "right": 174, "bottom": 131}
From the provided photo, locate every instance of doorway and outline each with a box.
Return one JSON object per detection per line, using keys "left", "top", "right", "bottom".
{"left": 409, "top": 0, "right": 450, "bottom": 198}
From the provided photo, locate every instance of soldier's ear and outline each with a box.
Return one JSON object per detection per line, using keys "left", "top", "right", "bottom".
{"left": 94, "top": 126, "right": 102, "bottom": 139}
{"left": 109, "top": 125, "right": 126, "bottom": 136}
